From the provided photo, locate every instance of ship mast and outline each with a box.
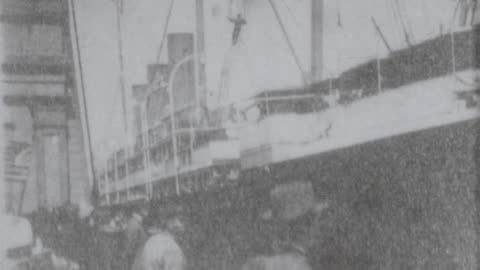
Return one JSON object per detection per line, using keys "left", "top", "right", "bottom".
{"left": 195, "top": 0, "right": 207, "bottom": 126}
{"left": 311, "top": 0, "right": 324, "bottom": 82}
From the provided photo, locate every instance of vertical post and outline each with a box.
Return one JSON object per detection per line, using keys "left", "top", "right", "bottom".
{"left": 114, "top": 0, "right": 129, "bottom": 133}
{"left": 189, "top": 117, "right": 194, "bottom": 166}
{"left": 191, "top": 17, "right": 200, "bottom": 165}
{"left": 167, "top": 54, "right": 193, "bottom": 197}
{"left": 63, "top": 87, "right": 72, "bottom": 204}
{"left": 374, "top": 21, "right": 383, "bottom": 94}
{"left": 377, "top": 57, "right": 382, "bottom": 93}
{"left": 95, "top": 166, "right": 102, "bottom": 205}
{"left": 170, "top": 112, "right": 180, "bottom": 197}
{"left": 195, "top": 0, "right": 207, "bottom": 124}
{"left": 329, "top": 77, "right": 332, "bottom": 95}
{"left": 125, "top": 147, "right": 130, "bottom": 201}
{"left": 0, "top": 100, "right": 4, "bottom": 212}
{"left": 34, "top": 132, "right": 46, "bottom": 208}
{"left": 265, "top": 92, "right": 270, "bottom": 117}
{"left": 113, "top": 153, "right": 119, "bottom": 203}
{"left": 104, "top": 161, "right": 110, "bottom": 205}
{"left": 311, "top": 0, "right": 324, "bottom": 82}
{"left": 142, "top": 101, "right": 153, "bottom": 198}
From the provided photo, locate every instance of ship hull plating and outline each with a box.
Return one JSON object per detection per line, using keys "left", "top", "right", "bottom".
{"left": 240, "top": 118, "right": 480, "bottom": 270}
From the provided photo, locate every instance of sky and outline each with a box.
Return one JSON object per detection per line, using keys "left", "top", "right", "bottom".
{"left": 74, "top": 0, "right": 456, "bottom": 161}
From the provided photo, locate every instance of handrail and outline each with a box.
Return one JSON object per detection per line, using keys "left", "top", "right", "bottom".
{"left": 167, "top": 54, "right": 195, "bottom": 196}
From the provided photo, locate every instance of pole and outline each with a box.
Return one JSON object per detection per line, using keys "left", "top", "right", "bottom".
{"left": 68, "top": 0, "right": 97, "bottom": 200}
{"left": 113, "top": 153, "right": 119, "bottom": 203}
{"left": 104, "top": 161, "right": 110, "bottom": 205}
{"left": 0, "top": 96, "right": 3, "bottom": 212}
{"left": 373, "top": 19, "right": 383, "bottom": 93}
{"left": 193, "top": 5, "right": 201, "bottom": 126}
{"left": 195, "top": 0, "right": 207, "bottom": 125}
{"left": 377, "top": 57, "right": 382, "bottom": 93}
{"left": 189, "top": 112, "right": 195, "bottom": 166}
{"left": 311, "top": 0, "right": 324, "bottom": 82}
{"left": 265, "top": 92, "right": 270, "bottom": 117}
{"left": 114, "top": 0, "right": 129, "bottom": 133}
{"left": 141, "top": 101, "right": 153, "bottom": 198}
{"left": 167, "top": 55, "right": 194, "bottom": 196}
{"left": 64, "top": 88, "right": 71, "bottom": 204}
{"left": 125, "top": 147, "right": 130, "bottom": 201}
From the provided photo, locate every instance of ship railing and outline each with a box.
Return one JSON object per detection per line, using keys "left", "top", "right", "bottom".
{"left": 101, "top": 135, "right": 240, "bottom": 202}
{"left": 240, "top": 27, "right": 478, "bottom": 122}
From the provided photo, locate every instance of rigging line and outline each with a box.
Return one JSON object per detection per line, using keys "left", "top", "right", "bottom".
{"left": 388, "top": 0, "right": 405, "bottom": 45}
{"left": 399, "top": 0, "right": 414, "bottom": 36}
{"left": 155, "top": 0, "right": 175, "bottom": 64}
{"left": 279, "top": 0, "right": 304, "bottom": 33}
{"left": 69, "top": 0, "right": 97, "bottom": 190}
{"left": 267, "top": 0, "right": 308, "bottom": 85}
{"left": 391, "top": 0, "right": 404, "bottom": 28}
{"left": 371, "top": 17, "right": 393, "bottom": 53}
{"left": 396, "top": 0, "right": 415, "bottom": 42}
{"left": 393, "top": 0, "right": 412, "bottom": 45}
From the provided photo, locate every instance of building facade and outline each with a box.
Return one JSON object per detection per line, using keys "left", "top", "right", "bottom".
{"left": 1, "top": 0, "right": 91, "bottom": 214}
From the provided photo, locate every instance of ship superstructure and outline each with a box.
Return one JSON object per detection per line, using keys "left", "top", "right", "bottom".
{"left": 94, "top": 1, "right": 480, "bottom": 268}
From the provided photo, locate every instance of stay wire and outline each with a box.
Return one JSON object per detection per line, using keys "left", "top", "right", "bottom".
{"left": 155, "top": 0, "right": 175, "bottom": 64}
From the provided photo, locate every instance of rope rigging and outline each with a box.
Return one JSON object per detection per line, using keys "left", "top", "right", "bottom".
{"left": 155, "top": 0, "right": 175, "bottom": 65}
{"left": 219, "top": 0, "right": 310, "bottom": 120}
{"left": 388, "top": 0, "right": 406, "bottom": 46}
{"left": 279, "top": 0, "right": 304, "bottom": 32}
{"left": 267, "top": 0, "right": 308, "bottom": 85}
{"left": 392, "top": 0, "right": 413, "bottom": 46}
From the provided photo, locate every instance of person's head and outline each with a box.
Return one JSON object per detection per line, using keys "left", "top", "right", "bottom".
{"left": 165, "top": 214, "right": 186, "bottom": 235}
{"left": 264, "top": 182, "right": 330, "bottom": 247}
{"left": 145, "top": 213, "right": 165, "bottom": 235}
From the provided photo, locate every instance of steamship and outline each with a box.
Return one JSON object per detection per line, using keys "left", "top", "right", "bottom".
{"left": 98, "top": 0, "right": 479, "bottom": 204}
{"left": 95, "top": 0, "right": 480, "bottom": 268}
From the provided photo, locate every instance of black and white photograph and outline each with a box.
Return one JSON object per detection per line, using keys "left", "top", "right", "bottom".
{"left": 1, "top": 0, "right": 480, "bottom": 269}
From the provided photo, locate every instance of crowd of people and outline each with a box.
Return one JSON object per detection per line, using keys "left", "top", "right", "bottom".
{"left": 26, "top": 181, "right": 328, "bottom": 270}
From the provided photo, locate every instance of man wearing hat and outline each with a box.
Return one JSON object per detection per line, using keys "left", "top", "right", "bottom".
{"left": 130, "top": 208, "right": 186, "bottom": 270}
{"left": 241, "top": 181, "right": 329, "bottom": 270}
